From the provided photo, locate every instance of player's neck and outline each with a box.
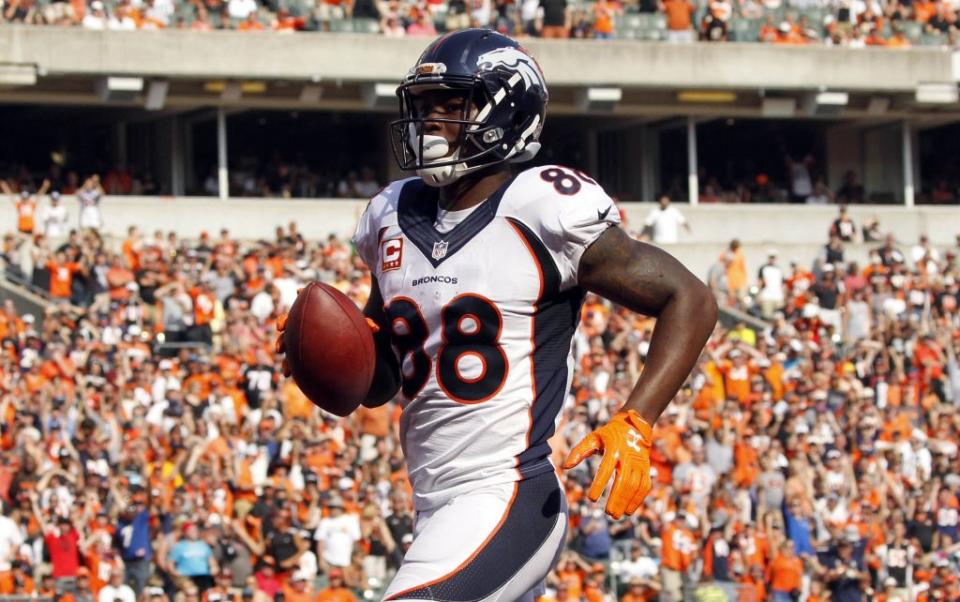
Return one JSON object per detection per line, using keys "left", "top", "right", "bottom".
{"left": 437, "top": 168, "right": 512, "bottom": 212}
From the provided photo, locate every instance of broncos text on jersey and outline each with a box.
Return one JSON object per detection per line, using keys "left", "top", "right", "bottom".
{"left": 353, "top": 165, "right": 620, "bottom": 511}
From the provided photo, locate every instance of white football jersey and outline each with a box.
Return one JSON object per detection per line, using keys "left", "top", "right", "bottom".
{"left": 353, "top": 165, "right": 620, "bottom": 511}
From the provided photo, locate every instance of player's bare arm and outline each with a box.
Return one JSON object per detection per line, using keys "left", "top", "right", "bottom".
{"left": 362, "top": 279, "right": 401, "bottom": 407}
{"left": 578, "top": 226, "right": 718, "bottom": 422}
{"left": 564, "top": 226, "right": 717, "bottom": 519}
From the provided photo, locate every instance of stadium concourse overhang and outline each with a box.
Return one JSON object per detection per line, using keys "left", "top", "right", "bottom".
{"left": 1, "top": 26, "right": 960, "bottom": 203}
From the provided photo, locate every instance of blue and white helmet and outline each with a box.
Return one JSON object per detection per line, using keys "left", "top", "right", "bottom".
{"left": 389, "top": 29, "right": 549, "bottom": 187}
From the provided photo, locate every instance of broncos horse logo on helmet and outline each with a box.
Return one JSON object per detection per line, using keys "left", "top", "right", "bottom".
{"left": 389, "top": 29, "right": 549, "bottom": 187}
{"left": 476, "top": 47, "right": 546, "bottom": 91}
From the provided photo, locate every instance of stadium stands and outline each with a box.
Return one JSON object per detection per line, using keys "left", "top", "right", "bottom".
{"left": 1, "top": 188, "right": 959, "bottom": 277}
{"left": 1, "top": 6, "right": 959, "bottom": 601}
{"left": 2, "top": 0, "right": 958, "bottom": 45}
{"left": 0, "top": 196, "right": 958, "bottom": 601}
{"left": 3, "top": 26, "right": 956, "bottom": 206}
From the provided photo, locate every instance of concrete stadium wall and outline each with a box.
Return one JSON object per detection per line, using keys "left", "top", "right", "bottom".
{"left": 11, "top": 195, "right": 956, "bottom": 281}
{"left": 78, "top": 196, "right": 368, "bottom": 240}
{"left": 638, "top": 203, "right": 960, "bottom": 245}
{"left": 621, "top": 203, "right": 958, "bottom": 278}
{"left": 1, "top": 27, "right": 957, "bottom": 92}
{"left": 23, "top": 195, "right": 958, "bottom": 245}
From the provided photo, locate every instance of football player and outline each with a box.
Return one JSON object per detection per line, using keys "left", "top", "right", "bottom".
{"left": 280, "top": 29, "right": 717, "bottom": 602}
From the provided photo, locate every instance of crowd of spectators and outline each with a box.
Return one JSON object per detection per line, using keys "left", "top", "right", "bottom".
{"left": 667, "top": 160, "right": 958, "bottom": 206}
{"left": 199, "top": 161, "right": 383, "bottom": 200}
{"left": 0, "top": 163, "right": 383, "bottom": 200}
{"left": 7, "top": 147, "right": 959, "bottom": 205}
{"left": 2, "top": 0, "right": 959, "bottom": 46}
{"left": 0, "top": 165, "right": 159, "bottom": 200}
{"left": 0, "top": 179, "right": 958, "bottom": 602}
{"left": 661, "top": 0, "right": 960, "bottom": 46}
{"left": 658, "top": 161, "right": 858, "bottom": 206}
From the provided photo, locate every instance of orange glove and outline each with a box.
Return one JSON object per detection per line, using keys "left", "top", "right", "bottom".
{"left": 275, "top": 285, "right": 306, "bottom": 377}
{"left": 275, "top": 312, "right": 292, "bottom": 377}
{"left": 562, "top": 409, "right": 653, "bottom": 519}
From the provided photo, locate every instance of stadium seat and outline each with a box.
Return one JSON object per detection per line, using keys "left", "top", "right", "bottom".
{"left": 801, "top": 8, "right": 825, "bottom": 25}
{"left": 172, "top": 3, "right": 195, "bottom": 26}
{"left": 920, "top": 32, "right": 944, "bottom": 46}
{"left": 901, "top": 20, "right": 923, "bottom": 43}
{"left": 613, "top": 13, "right": 665, "bottom": 40}
{"left": 353, "top": 17, "right": 381, "bottom": 33}
{"left": 286, "top": 0, "right": 305, "bottom": 17}
{"left": 432, "top": 5, "right": 448, "bottom": 32}
{"left": 179, "top": 10, "right": 196, "bottom": 25}
{"left": 328, "top": 18, "right": 354, "bottom": 32}
{"left": 728, "top": 18, "right": 748, "bottom": 41}
{"left": 729, "top": 17, "right": 759, "bottom": 42}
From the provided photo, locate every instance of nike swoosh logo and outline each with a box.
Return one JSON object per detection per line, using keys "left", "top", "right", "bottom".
{"left": 597, "top": 206, "right": 612, "bottom": 220}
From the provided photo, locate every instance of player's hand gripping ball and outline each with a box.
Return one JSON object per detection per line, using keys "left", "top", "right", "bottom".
{"left": 275, "top": 282, "right": 376, "bottom": 416}
{"left": 562, "top": 409, "right": 653, "bottom": 519}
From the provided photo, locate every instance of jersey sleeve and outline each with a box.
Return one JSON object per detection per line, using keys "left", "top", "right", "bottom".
{"left": 537, "top": 169, "right": 621, "bottom": 290}
{"left": 351, "top": 179, "right": 410, "bottom": 272}
{"left": 352, "top": 200, "right": 379, "bottom": 270}
{"left": 505, "top": 167, "right": 621, "bottom": 290}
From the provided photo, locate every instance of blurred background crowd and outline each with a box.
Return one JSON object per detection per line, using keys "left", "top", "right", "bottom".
{"left": 0, "top": 175, "right": 957, "bottom": 602}
{"left": 5, "top": 152, "right": 960, "bottom": 206}
{"left": 1, "top": 0, "right": 959, "bottom": 46}
{"left": 0, "top": 164, "right": 385, "bottom": 202}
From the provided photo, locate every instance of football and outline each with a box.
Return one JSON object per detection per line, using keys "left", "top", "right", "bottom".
{"left": 283, "top": 282, "right": 375, "bottom": 416}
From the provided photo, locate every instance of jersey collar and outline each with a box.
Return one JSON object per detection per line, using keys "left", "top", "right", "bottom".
{"left": 397, "top": 176, "right": 516, "bottom": 268}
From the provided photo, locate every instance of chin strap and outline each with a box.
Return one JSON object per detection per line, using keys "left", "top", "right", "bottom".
{"left": 418, "top": 165, "right": 459, "bottom": 187}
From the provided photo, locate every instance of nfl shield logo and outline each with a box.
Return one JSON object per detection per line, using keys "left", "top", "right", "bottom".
{"left": 432, "top": 240, "right": 449, "bottom": 260}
